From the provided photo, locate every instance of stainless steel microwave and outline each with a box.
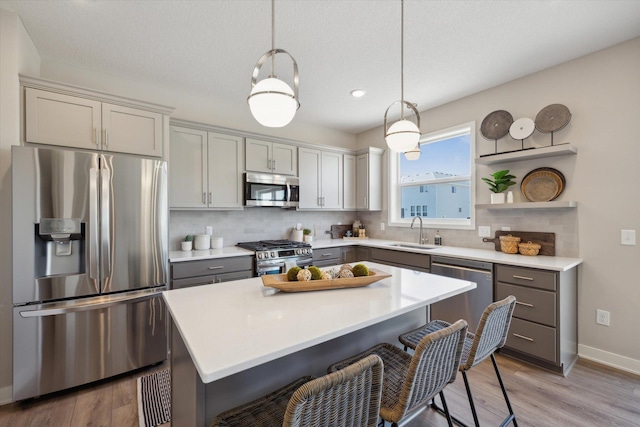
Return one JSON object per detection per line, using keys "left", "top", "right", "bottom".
{"left": 244, "top": 172, "right": 299, "bottom": 207}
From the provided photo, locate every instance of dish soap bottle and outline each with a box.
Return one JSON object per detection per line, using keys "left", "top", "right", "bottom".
{"left": 434, "top": 230, "right": 442, "bottom": 246}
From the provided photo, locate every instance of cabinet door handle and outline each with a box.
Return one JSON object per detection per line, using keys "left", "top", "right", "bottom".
{"left": 208, "top": 192, "right": 212, "bottom": 204}
{"left": 94, "top": 128, "right": 99, "bottom": 146}
{"left": 513, "top": 333, "right": 534, "bottom": 342}
{"left": 516, "top": 301, "right": 534, "bottom": 308}
{"left": 208, "top": 266, "right": 224, "bottom": 270}
{"left": 103, "top": 129, "right": 108, "bottom": 147}
{"left": 513, "top": 275, "right": 534, "bottom": 281}
{"left": 203, "top": 192, "right": 206, "bottom": 204}
{"left": 272, "top": 159, "right": 276, "bottom": 170}
{"left": 268, "top": 159, "right": 272, "bottom": 170}
{"left": 321, "top": 253, "right": 332, "bottom": 257}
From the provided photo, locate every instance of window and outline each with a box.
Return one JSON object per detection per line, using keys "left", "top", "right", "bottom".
{"left": 389, "top": 122, "right": 475, "bottom": 230}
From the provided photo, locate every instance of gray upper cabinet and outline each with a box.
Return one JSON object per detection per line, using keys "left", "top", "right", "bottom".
{"left": 245, "top": 138, "right": 297, "bottom": 175}
{"left": 170, "top": 125, "right": 244, "bottom": 209}
{"left": 356, "top": 148, "right": 383, "bottom": 211}
{"left": 298, "top": 148, "right": 343, "bottom": 210}
{"left": 25, "top": 86, "right": 165, "bottom": 157}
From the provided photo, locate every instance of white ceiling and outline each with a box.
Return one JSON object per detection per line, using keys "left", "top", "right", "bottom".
{"left": 3, "top": 0, "right": 640, "bottom": 134}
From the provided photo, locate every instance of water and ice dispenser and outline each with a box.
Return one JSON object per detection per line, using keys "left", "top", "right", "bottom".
{"left": 35, "top": 218, "right": 85, "bottom": 278}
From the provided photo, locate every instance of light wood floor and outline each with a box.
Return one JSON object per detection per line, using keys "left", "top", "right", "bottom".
{"left": 1, "top": 355, "right": 639, "bottom": 427}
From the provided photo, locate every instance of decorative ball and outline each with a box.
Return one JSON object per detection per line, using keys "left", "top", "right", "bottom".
{"left": 339, "top": 269, "right": 354, "bottom": 279}
{"left": 286, "top": 266, "right": 302, "bottom": 281}
{"left": 307, "top": 266, "right": 322, "bottom": 280}
{"left": 320, "top": 272, "right": 333, "bottom": 280}
{"left": 327, "top": 268, "right": 340, "bottom": 279}
{"left": 339, "top": 264, "right": 353, "bottom": 272}
{"left": 297, "top": 269, "right": 312, "bottom": 282}
{"left": 352, "top": 264, "right": 370, "bottom": 277}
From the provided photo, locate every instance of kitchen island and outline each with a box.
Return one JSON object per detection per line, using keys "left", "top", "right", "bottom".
{"left": 163, "top": 261, "right": 477, "bottom": 426}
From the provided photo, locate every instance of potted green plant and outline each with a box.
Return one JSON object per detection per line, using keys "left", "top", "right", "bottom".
{"left": 181, "top": 235, "right": 193, "bottom": 251}
{"left": 303, "top": 228, "right": 313, "bottom": 243}
{"left": 482, "top": 169, "right": 516, "bottom": 204}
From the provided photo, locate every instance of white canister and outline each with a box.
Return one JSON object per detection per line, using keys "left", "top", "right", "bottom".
{"left": 194, "top": 234, "right": 210, "bottom": 250}
{"left": 291, "top": 229, "right": 303, "bottom": 242}
{"left": 210, "top": 236, "right": 223, "bottom": 249}
{"left": 181, "top": 241, "right": 192, "bottom": 251}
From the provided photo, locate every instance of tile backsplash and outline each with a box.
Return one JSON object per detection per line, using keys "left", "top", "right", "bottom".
{"left": 169, "top": 209, "right": 357, "bottom": 250}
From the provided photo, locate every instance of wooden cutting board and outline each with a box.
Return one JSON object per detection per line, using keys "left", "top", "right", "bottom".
{"left": 483, "top": 231, "right": 555, "bottom": 256}
{"left": 330, "top": 224, "right": 352, "bottom": 239}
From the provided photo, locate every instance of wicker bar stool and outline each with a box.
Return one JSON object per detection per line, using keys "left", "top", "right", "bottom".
{"left": 211, "top": 354, "right": 384, "bottom": 427}
{"left": 327, "top": 319, "right": 468, "bottom": 427}
{"left": 398, "top": 295, "right": 518, "bottom": 427}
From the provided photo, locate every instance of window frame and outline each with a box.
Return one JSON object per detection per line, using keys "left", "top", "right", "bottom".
{"left": 388, "top": 121, "right": 476, "bottom": 230}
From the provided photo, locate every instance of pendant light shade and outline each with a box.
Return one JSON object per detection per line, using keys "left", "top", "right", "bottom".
{"left": 404, "top": 143, "right": 421, "bottom": 161}
{"left": 384, "top": 0, "right": 421, "bottom": 152}
{"left": 248, "top": 0, "right": 299, "bottom": 128}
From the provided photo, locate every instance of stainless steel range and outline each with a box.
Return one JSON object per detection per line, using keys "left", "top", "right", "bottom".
{"left": 237, "top": 240, "right": 313, "bottom": 276}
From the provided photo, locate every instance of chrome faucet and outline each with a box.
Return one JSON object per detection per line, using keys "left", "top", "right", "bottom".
{"left": 410, "top": 216, "right": 427, "bottom": 244}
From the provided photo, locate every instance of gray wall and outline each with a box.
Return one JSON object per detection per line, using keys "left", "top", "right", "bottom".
{"left": 358, "top": 37, "right": 640, "bottom": 372}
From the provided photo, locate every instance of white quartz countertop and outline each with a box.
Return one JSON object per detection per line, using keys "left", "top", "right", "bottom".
{"left": 162, "top": 261, "right": 476, "bottom": 384}
{"left": 169, "top": 238, "right": 582, "bottom": 271}
{"left": 169, "top": 246, "right": 254, "bottom": 262}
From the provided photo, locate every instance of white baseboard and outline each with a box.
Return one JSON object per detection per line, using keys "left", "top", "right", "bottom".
{"left": 0, "top": 385, "right": 12, "bottom": 405}
{"left": 578, "top": 344, "right": 640, "bottom": 376}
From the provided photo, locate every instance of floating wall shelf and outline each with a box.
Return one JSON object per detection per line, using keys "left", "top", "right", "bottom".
{"left": 476, "top": 144, "right": 577, "bottom": 166}
{"left": 476, "top": 201, "right": 578, "bottom": 210}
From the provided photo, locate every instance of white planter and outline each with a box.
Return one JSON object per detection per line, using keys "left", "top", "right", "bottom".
{"left": 491, "top": 193, "right": 506, "bottom": 204}
{"left": 303, "top": 235, "right": 313, "bottom": 243}
{"left": 181, "top": 241, "right": 192, "bottom": 251}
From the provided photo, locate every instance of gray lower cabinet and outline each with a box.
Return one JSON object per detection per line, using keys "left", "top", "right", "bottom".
{"left": 369, "top": 248, "right": 430, "bottom": 273}
{"left": 341, "top": 246, "right": 357, "bottom": 263}
{"left": 495, "top": 264, "right": 577, "bottom": 375}
{"left": 170, "top": 256, "right": 253, "bottom": 289}
{"left": 312, "top": 246, "right": 342, "bottom": 268}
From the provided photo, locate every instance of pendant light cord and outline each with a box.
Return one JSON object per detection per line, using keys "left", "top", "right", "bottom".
{"left": 271, "top": 0, "right": 275, "bottom": 76}
{"left": 400, "top": 0, "right": 405, "bottom": 120}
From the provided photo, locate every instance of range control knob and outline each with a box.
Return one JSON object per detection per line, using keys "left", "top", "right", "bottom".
{"left": 296, "top": 249, "right": 301, "bottom": 255}
{"left": 271, "top": 251, "right": 276, "bottom": 258}
{"left": 257, "top": 253, "right": 263, "bottom": 259}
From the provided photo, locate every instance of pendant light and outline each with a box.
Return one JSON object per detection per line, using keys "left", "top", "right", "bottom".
{"left": 384, "top": 0, "right": 421, "bottom": 152}
{"left": 404, "top": 144, "right": 421, "bottom": 160}
{"left": 248, "top": 0, "right": 300, "bottom": 127}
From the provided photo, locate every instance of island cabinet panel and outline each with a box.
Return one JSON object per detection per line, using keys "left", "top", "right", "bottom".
{"left": 170, "top": 257, "right": 253, "bottom": 289}
{"left": 369, "top": 248, "right": 430, "bottom": 273}
{"left": 495, "top": 264, "right": 577, "bottom": 376}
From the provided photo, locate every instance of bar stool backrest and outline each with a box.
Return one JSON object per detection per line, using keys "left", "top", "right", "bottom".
{"left": 461, "top": 295, "right": 517, "bottom": 371}
{"left": 283, "top": 354, "right": 384, "bottom": 427}
{"left": 396, "top": 319, "right": 468, "bottom": 418}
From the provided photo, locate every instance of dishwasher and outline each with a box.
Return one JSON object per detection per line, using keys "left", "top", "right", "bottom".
{"left": 430, "top": 255, "right": 493, "bottom": 332}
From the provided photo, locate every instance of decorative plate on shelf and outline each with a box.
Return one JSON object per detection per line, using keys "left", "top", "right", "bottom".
{"left": 261, "top": 268, "right": 391, "bottom": 292}
{"left": 509, "top": 117, "right": 535, "bottom": 140}
{"left": 480, "top": 110, "right": 514, "bottom": 140}
{"left": 520, "top": 167, "right": 566, "bottom": 202}
{"left": 535, "top": 104, "right": 571, "bottom": 133}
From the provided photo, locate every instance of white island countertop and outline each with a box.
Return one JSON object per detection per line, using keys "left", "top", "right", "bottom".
{"left": 163, "top": 261, "right": 476, "bottom": 384}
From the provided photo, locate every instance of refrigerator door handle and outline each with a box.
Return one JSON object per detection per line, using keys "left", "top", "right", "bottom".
{"left": 89, "top": 168, "right": 99, "bottom": 280}
{"left": 19, "top": 288, "right": 166, "bottom": 317}
{"left": 101, "top": 168, "right": 112, "bottom": 280}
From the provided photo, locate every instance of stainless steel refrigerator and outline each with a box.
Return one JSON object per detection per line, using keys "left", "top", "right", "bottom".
{"left": 12, "top": 145, "right": 168, "bottom": 401}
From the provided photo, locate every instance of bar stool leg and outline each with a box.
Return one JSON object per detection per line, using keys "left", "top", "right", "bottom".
{"left": 491, "top": 354, "right": 518, "bottom": 427}
{"left": 439, "top": 390, "right": 455, "bottom": 427}
{"left": 462, "top": 371, "right": 480, "bottom": 427}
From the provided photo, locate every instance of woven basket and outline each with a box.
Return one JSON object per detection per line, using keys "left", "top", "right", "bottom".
{"left": 499, "top": 234, "right": 521, "bottom": 254}
{"left": 518, "top": 241, "right": 541, "bottom": 256}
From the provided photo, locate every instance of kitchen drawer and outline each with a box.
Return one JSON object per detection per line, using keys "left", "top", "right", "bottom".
{"left": 217, "top": 270, "right": 253, "bottom": 283}
{"left": 496, "top": 282, "right": 556, "bottom": 327}
{"left": 172, "top": 275, "right": 217, "bottom": 289}
{"left": 370, "top": 248, "right": 430, "bottom": 271}
{"left": 496, "top": 265, "right": 556, "bottom": 291}
{"left": 312, "top": 247, "right": 342, "bottom": 262}
{"left": 171, "top": 256, "right": 253, "bottom": 279}
{"left": 505, "top": 318, "right": 556, "bottom": 363}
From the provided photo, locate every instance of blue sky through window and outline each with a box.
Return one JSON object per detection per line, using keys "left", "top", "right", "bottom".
{"left": 399, "top": 134, "right": 471, "bottom": 177}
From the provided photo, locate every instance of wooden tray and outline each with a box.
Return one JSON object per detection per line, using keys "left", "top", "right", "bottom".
{"left": 261, "top": 268, "right": 391, "bottom": 292}
{"left": 330, "top": 224, "right": 352, "bottom": 239}
{"left": 483, "top": 231, "right": 555, "bottom": 256}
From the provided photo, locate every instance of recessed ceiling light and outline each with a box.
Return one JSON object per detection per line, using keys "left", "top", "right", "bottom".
{"left": 350, "top": 89, "right": 366, "bottom": 98}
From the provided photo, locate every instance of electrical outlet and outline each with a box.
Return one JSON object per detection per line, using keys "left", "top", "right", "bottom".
{"left": 501, "top": 226, "right": 511, "bottom": 231}
{"left": 478, "top": 226, "right": 491, "bottom": 237}
{"left": 596, "top": 309, "right": 610, "bottom": 326}
{"left": 621, "top": 229, "right": 636, "bottom": 246}
{"left": 380, "top": 222, "right": 385, "bottom": 231}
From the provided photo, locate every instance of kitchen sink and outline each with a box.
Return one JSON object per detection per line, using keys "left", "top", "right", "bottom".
{"left": 388, "top": 243, "right": 441, "bottom": 250}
